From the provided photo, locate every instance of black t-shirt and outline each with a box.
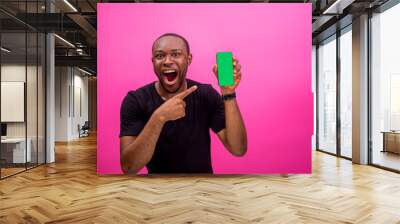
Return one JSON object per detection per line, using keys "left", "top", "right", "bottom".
{"left": 119, "top": 79, "right": 225, "bottom": 174}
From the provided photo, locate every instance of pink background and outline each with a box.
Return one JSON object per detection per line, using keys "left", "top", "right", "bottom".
{"left": 97, "top": 3, "right": 313, "bottom": 174}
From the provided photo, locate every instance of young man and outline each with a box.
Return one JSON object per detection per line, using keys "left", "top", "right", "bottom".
{"left": 120, "top": 33, "right": 247, "bottom": 174}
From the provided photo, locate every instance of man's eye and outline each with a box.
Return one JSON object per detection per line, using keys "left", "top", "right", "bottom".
{"left": 171, "top": 52, "right": 181, "bottom": 58}
{"left": 155, "top": 54, "right": 164, "bottom": 59}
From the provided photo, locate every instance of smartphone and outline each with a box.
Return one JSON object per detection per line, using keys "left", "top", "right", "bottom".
{"left": 216, "top": 52, "right": 234, "bottom": 86}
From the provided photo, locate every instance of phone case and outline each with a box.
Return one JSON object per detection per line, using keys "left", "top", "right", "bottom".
{"left": 216, "top": 52, "right": 234, "bottom": 86}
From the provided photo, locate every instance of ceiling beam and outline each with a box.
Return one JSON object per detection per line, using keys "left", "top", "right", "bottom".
{"left": 322, "top": 0, "right": 356, "bottom": 14}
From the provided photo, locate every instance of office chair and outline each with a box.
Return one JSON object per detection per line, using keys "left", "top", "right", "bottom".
{"left": 79, "top": 121, "right": 90, "bottom": 138}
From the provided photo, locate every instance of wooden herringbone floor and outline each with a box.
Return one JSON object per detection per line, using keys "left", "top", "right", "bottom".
{"left": 1, "top": 134, "right": 400, "bottom": 224}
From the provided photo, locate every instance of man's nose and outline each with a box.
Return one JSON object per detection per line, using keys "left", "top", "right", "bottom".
{"left": 163, "top": 55, "right": 173, "bottom": 66}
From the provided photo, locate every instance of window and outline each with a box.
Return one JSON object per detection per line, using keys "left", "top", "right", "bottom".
{"left": 371, "top": 2, "right": 400, "bottom": 171}
{"left": 339, "top": 27, "right": 352, "bottom": 158}
{"left": 317, "top": 35, "right": 337, "bottom": 154}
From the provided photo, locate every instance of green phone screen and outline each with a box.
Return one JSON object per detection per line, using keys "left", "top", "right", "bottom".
{"left": 216, "top": 52, "right": 234, "bottom": 86}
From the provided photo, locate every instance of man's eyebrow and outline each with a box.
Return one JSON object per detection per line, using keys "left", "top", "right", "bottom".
{"left": 153, "top": 49, "right": 183, "bottom": 53}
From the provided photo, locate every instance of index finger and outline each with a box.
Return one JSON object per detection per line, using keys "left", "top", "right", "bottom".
{"left": 174, "top": 85, "right": 198, "bottom": 99}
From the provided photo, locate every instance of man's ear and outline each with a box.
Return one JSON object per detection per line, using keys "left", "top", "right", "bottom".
{"left": 187, "top": 53, "right": 192, "bottom": 65}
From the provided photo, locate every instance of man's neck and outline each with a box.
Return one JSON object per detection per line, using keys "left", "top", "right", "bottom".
{"left": 155, "top": 80, "right": 187, "bottom": 100}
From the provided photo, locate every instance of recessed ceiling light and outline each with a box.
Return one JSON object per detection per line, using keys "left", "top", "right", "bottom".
{"left": 63, "top": 0, "right": 78, "bottom": 12}
{"left": 323, "top": 0, "right": 354, "bottom": 15}
{"left": 1, "top": 47, "right": 11, "bottom": 53}
{"left": 54, "top": 34, "right": 75, "bottom": 48}
{"left": 78, "top": 67, "right": 93, "bottom": 76}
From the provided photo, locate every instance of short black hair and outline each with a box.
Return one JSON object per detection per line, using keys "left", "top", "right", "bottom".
{"left": 153, "top": 33, "right": 190, "bottom": 54}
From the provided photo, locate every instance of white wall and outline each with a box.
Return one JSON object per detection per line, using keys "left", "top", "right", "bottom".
{"left": 72, "top": 72, "right": 89, "bottom": 138}
{"left": 55, "top": 66, "right": 69, "bottom": 141}
{"left": 1, "top": 66, "right": 26, "bottom": 133}
{"left": 1, "top": 82, "right": 25, "bottom": 122}
{"left": 1, "top": 65, "right": 41, "bottom": 137}
{"left": 55, "top": 66, "right": 89, "bottom": 141}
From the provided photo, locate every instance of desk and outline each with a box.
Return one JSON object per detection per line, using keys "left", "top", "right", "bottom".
{"left": 381, "top": 131, "right": 400, "bottom": 154}
{"left": 1, "top": 138, "right": 31, "bottom": 163}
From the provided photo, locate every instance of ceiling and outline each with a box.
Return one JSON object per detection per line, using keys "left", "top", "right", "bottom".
{"left": 0, "top": 0, "right": 394, "bottom": 75}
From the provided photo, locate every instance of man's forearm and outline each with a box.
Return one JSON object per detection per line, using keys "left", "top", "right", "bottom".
{"left": 224, "top": 98, "right": 247, "bottom": 156}
{"left": 121, "top": 113, "right": 166, "bottom": 173}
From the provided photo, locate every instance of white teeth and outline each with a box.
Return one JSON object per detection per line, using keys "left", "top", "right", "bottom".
{"left": 163, "top": 70, "right": 176, "bottom": 73}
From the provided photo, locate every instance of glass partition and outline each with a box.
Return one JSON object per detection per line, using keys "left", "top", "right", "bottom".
{"left": 1, "top": 30, "right": 28, "bottom": 177}
{"left": 0, "top": 0, "right": 46, "bottom": 179}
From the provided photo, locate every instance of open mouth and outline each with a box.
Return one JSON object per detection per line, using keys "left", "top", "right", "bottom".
{"left": 162, "top": 70, "right": 179, "bottom": 85}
